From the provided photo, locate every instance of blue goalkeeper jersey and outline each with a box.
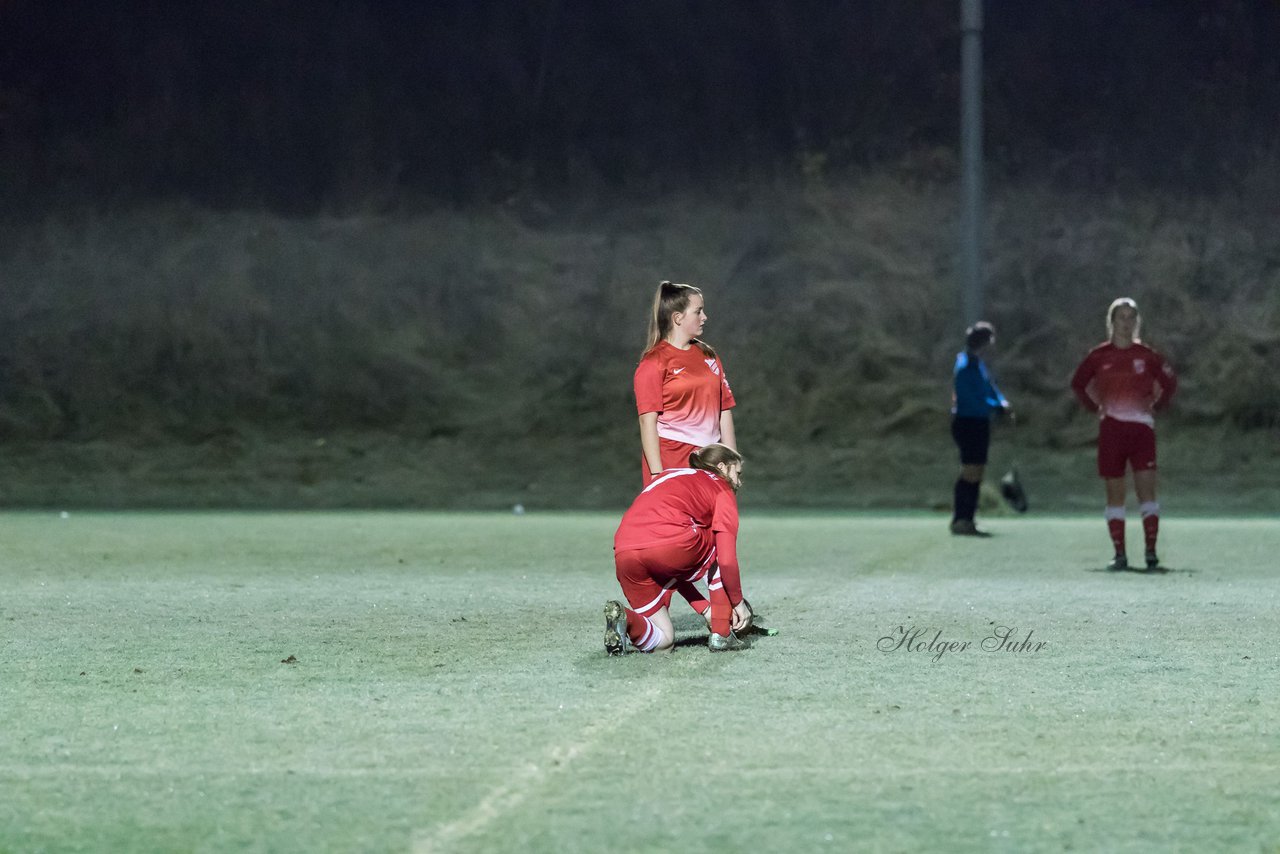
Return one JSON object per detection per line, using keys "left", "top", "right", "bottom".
{"left": 952, "top": 351, "right": 1007, "bottom": 418}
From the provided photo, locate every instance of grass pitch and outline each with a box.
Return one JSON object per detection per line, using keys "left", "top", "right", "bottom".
{"left": 2, "top": 511, "right": 1278, "bottom": 852}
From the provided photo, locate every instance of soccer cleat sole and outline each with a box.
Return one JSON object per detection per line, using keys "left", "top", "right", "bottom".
{"left": 604, "top": 600, "right": 627, "bottom": 656}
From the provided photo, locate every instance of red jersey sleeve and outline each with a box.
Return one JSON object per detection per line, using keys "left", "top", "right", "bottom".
{"left": 634, "top": 355, "right": 664, "bottom": 415}
{"left": 714, "top": 529, "right": 744, "bottom": 606}
{"left": 711, "top": 486, "right": 739, "bottom": 536}
{"left": 711, "top": 488, "right": 743, "bottom": 604}
{"left": 1070, "top": 350, "right": 1101, "bottom": 412}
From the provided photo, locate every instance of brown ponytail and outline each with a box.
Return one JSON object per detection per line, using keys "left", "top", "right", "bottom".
{"left": 688, "top": 443, "right": 743, "bottom": 475}
{"left": 642, "top": 280, "right": 717, "bottom": 358}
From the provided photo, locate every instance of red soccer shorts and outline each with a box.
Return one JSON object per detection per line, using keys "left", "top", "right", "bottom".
{"left": 614, "top": 532, "right": 716, "bottom": 616}
{"left": 1097, "top": 417, "right": 1157, "bottom": 479}
{"left": 640, "top": 438, "right": 699, "bottom": 485}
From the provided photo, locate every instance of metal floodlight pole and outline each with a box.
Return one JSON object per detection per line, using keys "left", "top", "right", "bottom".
{"left": 960, "top": 0, "right": 984, "bottom": 325}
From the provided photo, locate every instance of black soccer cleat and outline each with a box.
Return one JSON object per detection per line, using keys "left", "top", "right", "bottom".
{"left": 1144, "top": 550, "right": 1160, "bottom": 570}
{"left": 950, "top": 519, "right": 992, "bottom": 537}
{"left": 999, "top": 468, "right": 1029, "bottom": 514}
{"left": 1107, "top": 553, "right": 1129, "bottom": 571}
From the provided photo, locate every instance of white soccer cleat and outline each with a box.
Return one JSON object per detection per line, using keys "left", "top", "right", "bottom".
{"left": 708, "top": 631, "right": 746, "bottom": 652}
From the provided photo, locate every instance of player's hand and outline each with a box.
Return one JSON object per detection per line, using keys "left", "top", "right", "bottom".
{"left": 731, "top": 600, "right": 753, "bottom": 633}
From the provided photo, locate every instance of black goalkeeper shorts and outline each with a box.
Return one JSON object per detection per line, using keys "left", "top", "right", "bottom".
{"left": 951, "top": 416, "right": 991, "bottom": 466}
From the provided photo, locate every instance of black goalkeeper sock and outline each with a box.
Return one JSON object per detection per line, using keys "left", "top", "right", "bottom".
{"left": 953, "top": 479, "right": 972, "bottom": 521}
{"left": 955, "top": 479, "right": 980, "bottom": 521}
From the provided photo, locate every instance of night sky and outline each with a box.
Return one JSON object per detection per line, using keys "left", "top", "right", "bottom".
{"left": 3, "top": 0, "right": 1278, "bottom": 211}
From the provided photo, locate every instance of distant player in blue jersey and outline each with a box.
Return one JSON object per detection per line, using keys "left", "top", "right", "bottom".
{"left": 950, "top": 321, "right": 1011, "bottom": 535}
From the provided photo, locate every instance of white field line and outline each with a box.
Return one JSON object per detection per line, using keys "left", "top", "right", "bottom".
{"left": 411, "top": 681, "right": 663, "bottom": 854}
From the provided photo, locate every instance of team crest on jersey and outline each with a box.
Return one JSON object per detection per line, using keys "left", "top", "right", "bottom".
{"left": 705, "top": 358, "right": 720, "bottom": 376}
{"left": 1133, "top": 359, "right": 1145, "bottom": 374}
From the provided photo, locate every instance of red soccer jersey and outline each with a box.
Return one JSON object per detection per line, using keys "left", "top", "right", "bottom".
{"left": 633, "top": 342, "right": 736, "bottom": 447}
{"left": 614, "top": 468, "right": 739, "bottom": 553}
{"left": 1071, "top": 341, "right": 1177, "bottom": 427}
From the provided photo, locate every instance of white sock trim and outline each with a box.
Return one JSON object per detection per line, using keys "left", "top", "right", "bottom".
{"left": 637, "top": 621, "right": 665, "bottom": 653}
{"left": 634, "top": 618, "right": 652, "bottom": 650}
{"left": 1104, "top": 506, "right": 1126, "bottom": 521}
{"left": 1140, "top": 501, "right": 1160, "bottom": 518}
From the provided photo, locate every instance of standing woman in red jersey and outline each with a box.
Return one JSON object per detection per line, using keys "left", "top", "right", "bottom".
{"left": 634, "top": 281, "right": 737, "bottom": 486}
{"left": 605, "top": 444, "right": 754, "bottom": 654}
{"left": 1071, "top": 298, "right": 1178, "bottom": 570}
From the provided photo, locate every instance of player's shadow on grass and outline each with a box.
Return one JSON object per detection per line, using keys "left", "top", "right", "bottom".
{"left": 671, "top": 612, "right": 715, "bottom": 648}
{"left": 669, "top": 612, "right": 775, "bottom": 647}
{"left": 1085, "top": 564, "right": 1196, "bottom": 575}
{"left": 582, "top": 612, "right": 772, "bottom": 665}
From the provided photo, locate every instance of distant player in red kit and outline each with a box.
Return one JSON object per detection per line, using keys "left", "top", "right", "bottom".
{"left": 605, "top": 444, "right": 753, "bottom": 654}
{"left": 634, "top": 281, "right": 737, "bottom": 486}
{"left": 1071, "top": 298, "right": 1177, "bottom": 570}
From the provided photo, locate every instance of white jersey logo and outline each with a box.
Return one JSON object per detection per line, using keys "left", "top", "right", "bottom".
{"left": 705, "top": 359, "right": 720, "bottom": 376}
{"left": 1133, "top": 359, "right": 1145, "bottom": 374}
{"left": 672, "top": 367, "right": 685, "bottom": 375}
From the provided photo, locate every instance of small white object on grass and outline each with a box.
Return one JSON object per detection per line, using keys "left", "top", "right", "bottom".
{"left": 512, "top": 503, "right": 525, "bottom": 515}
{"left": 59, "top": 511, "right": 70, "bottom": 520}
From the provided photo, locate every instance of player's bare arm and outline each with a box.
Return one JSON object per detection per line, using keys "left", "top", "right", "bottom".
{"left": 718, "top": 410, "right": 737, "bottom": 451}
{"left": 638, "top": 411, "right": 662, "bottom": 474}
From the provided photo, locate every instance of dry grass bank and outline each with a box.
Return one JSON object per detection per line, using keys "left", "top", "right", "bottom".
{"left": 1, "top": 174, "right": 1277, "bottom": 508}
